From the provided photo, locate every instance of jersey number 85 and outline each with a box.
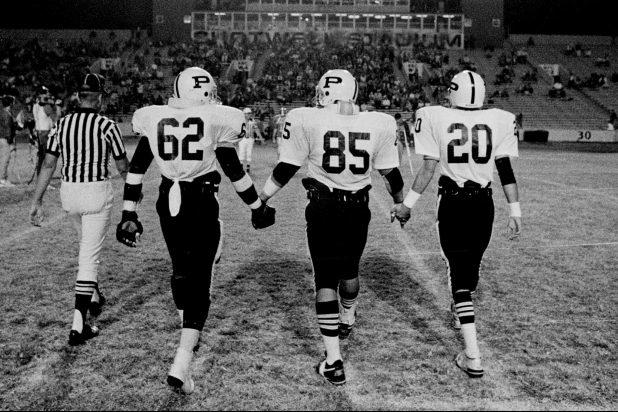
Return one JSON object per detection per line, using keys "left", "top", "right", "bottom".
{"left": 322, "top": 131, "right": 369, "bottom": 175}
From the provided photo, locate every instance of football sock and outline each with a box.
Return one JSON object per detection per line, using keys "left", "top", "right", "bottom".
{"left": 316, "top": 300, "right": 341, "bottom": 363}
{"left": 74, "top": 280, "right": 97, "bottom": 332}
{"left": 179, "top": 328, "right": 200, "bottom": 354}
{"left": 339, "top": 290, "right": 358, "bottom": 310}
{"left": 454, "top": 289, "right": 480, "bottom": 359}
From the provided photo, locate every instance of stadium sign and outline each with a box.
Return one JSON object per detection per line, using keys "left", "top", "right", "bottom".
{"left": 193, "top": 29, "right": 463, "bottom": 49}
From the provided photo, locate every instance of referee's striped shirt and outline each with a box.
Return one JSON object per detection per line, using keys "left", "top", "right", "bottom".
{"left": 46, "top": 108, "right": 126, "bottom": 182}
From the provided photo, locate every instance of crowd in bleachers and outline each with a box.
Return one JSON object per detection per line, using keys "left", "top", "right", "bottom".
{"left": 1, "top": 31, "right": 616, "bottom": 133}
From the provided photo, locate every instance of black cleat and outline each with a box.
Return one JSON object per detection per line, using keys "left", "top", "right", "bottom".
{"left": 315, "top": 358, "right": 346, "bottom": 386}
{"left": 89, "top": 289, "right": 106, "bottom": 318}
{"left": 68, "top": 324, "right": 99, "bottom": 346}
{"left": 338, "top": 323, "right": 353, "bottom": 340}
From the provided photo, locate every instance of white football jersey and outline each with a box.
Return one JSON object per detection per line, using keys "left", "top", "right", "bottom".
{"left": 279, "top": 105, "right": 399, "bottom": 191}
{"left": 414, "top": 106, "right": 518, "bottom": 187}
{"left": 132, "top": 99, "right": 245, "bottom": 181}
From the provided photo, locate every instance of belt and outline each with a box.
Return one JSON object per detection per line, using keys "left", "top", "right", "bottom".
{"left": 437, "top": 176, "right": 492, "bottom": 197}
{"left": 160, "top": 171, "right": 221, "bottom": 216}
{"left": 302, "top": 177, "right": 370, "bottom": 204}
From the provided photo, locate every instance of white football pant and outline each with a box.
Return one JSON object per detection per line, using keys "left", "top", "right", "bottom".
{"left": 60, "top": 180, "right": 114, "bottom": 284}
{"left": 238, "top": 138, "right": 254, "bottom": 163}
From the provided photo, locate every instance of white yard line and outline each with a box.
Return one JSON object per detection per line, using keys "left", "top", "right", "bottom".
{"left": 520, "top": 176, "right": 618, "bottom": 201}
{"left": 372, "top": 195, "right": 519, "bottom": 400}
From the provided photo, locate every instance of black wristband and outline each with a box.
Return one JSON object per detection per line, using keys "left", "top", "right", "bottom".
{"left": 384, "top": 168, "right": 404, "bottom": 195}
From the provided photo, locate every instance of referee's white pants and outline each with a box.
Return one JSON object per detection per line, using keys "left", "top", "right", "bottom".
{"left": 60, "top": 180, "right": 114, "bottom": 284}
{"left": 238, "top": 138, "right": 254, "bottom": 163}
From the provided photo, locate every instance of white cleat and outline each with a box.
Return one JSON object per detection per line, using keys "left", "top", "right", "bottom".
{"left": 455, "top": 351, "right": 484, "bottom": 378}
{"left": 167, "top": 348, "right": 195, "bottom": 394}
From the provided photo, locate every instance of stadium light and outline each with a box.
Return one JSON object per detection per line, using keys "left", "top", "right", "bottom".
{"left": 374, "top": 15, "right": 386, "bottom": 19}
{"left": 400, "top": 15, "right": 412, "bottom": 20}
{"left": 416, "top": 14, "right": 428, "bottom": 18}
{"left": 183, "top": 15, "right": 192, "bottom": 24}
{"left": 214, "top": 12, "right": 226, "bottom": 16}
{"left": 362, "top": 14, "right": 375, "bottom": 17}
{"left": 311, "top": 13, "right": 323, "bottom": 16}
{"left": 335, "top": 13, "right": 347, "bottom": 17}
{"left": 267, "top": 13, "right": 280, "bottom": 16}
{"left": 388, "top": 14, "right": 400, "bottom": 17}
{"left": 348, "top": 14, "right": 360, "bottom": 19}
{"left": 442, "top": 14, "right": 455, "bottom": 18}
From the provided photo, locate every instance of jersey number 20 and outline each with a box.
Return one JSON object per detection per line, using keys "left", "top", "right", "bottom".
{"left": 447, "top": 123, "right": 492, "bottom": 164}
{"left": 157, "top": 117, "right": 204, "bottom": 161}
{"left": 322, "top": 131, "right": 369, "bottom": 174}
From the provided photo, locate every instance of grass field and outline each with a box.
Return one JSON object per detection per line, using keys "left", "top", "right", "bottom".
{"left": 0, "top": 139, "right": 616, "bottom": 410}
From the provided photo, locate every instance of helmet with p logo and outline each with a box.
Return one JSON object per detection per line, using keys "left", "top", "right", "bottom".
{"left": 173, "top": 66, "right": 219, "bottom": 104}
{"left": 448, "top": 70, "right": 485, "bottom": 109}
{"left": 315, "top": 69, "right": 358, "bottom": 106}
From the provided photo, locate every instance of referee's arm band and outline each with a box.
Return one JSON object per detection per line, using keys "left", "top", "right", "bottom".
{"left": 496, "top": 156, "right": 516, "bottom": 186}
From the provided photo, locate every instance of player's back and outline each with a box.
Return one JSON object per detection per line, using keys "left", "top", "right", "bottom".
{"left": 132, "top": 102, "right": 244, "bottom": 181}
{"left": 414, "top": 105, "right": 517, "bottom": 187}
{"left": 281, "top": 106, "right": 398, "bottom": 191}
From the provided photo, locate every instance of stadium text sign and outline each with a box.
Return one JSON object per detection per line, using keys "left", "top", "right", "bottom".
{"left": 194, "top": 30, "right": 463, "bottom": 49}
{"left": 548, "top": 129, "right": 617, "bottom": 142}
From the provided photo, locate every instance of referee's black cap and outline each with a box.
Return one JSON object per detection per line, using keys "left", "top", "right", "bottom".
{"left": 80, "top": 73, "right": 107, "bottom": 94}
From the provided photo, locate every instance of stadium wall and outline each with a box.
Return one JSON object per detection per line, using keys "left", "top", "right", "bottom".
{"left": 461, "top": 0, "right": 504, "bottom": 48}
{"left": 152, "top": 0, "right": 194, "bottom": 41}
{"left": 509, "top": 34, "right": 614, "bottom": 46}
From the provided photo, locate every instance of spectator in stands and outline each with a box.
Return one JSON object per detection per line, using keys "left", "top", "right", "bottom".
{"left": 549, "top": 81, "right": 566, "bottom": 99}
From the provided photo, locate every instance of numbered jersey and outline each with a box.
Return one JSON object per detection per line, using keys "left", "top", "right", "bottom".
{"left": 279, "top": 105, "right": 399, "bottom": 191}
{"left": 132, "top": 99, "right": 245, "bottom": 181}
{"left": 414, "top": 105, "right": 518, "bottom": 187}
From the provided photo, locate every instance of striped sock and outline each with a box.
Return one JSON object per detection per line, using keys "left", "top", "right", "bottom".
{"left": 316, "top": 300, "right": 341, "bottom": 363}
{"left": 453, "top": 289, "right": 475, "bottom": 325}
{"left": 454, "top": 289, "right": 480, "bottom": 359}
{"left": 316, "top": 300, "right": 340, "bottom": 337}
{"left": 74, "top": 280, "right": 97, "bottom": 330}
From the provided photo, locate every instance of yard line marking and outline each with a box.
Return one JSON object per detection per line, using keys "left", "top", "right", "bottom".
{"left": 214, "top": 240, "right": 618, "bottom": 267}
{"left": 520, "top": 176, "right": 618, "bottom": 201}
{"left": 0, "top": 175, "right": 159, "bottom": 248}
{"left": 372, "top": 194, "right": 519, "bottom": 399}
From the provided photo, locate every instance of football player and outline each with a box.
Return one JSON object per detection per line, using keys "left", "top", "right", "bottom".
{"left": 393, "top": 70, "right": 522, "bottom": 378}
{"left": 257, "top": 69, "right": 404, "bottom": 385}
{"left": 116, "top": 67, "right": 275, "bottom": 394}
{"left": 237, "top": 107, "right": 262, "bottom": 173}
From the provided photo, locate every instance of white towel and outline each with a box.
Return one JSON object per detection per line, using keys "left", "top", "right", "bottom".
{"left": 169, "top": 179, "right": 181, "bottom": 217}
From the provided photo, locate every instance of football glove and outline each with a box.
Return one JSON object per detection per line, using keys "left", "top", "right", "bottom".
{"left": 116, "top": 211, "right": 143, "bottom": 247}
{"left": 251, "top": 202, "right": 276, "bottom": 229}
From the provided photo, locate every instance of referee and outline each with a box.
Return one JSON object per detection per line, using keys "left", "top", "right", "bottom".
{"left": 29, "top": 74, "right": 129, "bottom": 346}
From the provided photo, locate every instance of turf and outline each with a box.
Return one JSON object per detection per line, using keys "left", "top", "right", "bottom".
{"left": 0, "top": 140, "right": 616, "bottom": 410}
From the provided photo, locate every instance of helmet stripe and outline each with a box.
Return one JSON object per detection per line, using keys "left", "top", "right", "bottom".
{"left": 174, "top": 74, "right": 180, "bottom": 98}
{"left": 468, "top": 71, "right": 476, "bottom": 105}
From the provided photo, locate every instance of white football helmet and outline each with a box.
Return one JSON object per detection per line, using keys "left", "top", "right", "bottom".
{"left": 315, "top": 69, "right": 358, "bottom": 106}
{"left": 173, "top": 67, "right": 219, "bottom": 104}
{"left": 448, "top": 70, "right": 485, "bottom": 109}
